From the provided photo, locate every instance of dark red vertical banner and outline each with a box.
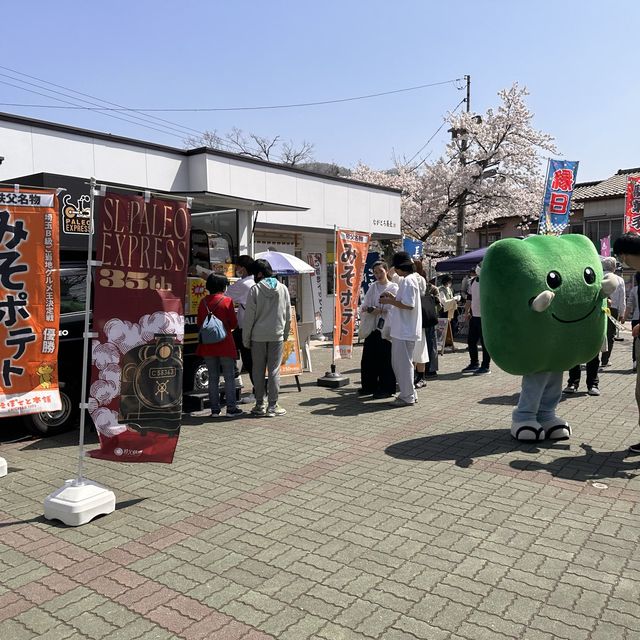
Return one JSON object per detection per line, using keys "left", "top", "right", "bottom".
{"left": 89, "top": 193, "right": 190, "bottom": 463}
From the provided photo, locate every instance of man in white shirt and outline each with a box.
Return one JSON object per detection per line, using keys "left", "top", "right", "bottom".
{"left": 380, "top": 252, "right": 423, "bottom": 406}
{"left": 226, "top": 255, "right": 256, "bottom": 393}
{"left": 600, "top": 257, "right": 625, "bottom": 367}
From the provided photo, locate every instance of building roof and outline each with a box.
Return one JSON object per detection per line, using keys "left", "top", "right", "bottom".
{"left": 573, "top": 168, "right": 640, "bottom": 202}
{"left": 0, "top": 111, "right": 402, "bottom": 195}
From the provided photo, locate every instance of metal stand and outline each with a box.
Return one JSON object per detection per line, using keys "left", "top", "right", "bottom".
{"left": 317, "top": 363, "right": 350, "bottom": 388}
{"left": 44, "top": 178, "right": 115, "bottom": 526}
{"left": 0, "top": 457, "right": 7, "bottom": 477}
{"left": 317, "top": 226, "right": 350, "bottom": 388}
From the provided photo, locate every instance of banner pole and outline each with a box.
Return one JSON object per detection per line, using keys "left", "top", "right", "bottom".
{"left": 43, "top": 178, "right": 115, "bottom": 526}
{"left": 74, "top": 178, "right": 98, "bottom": 484}
{"left": 317, "top": 225, "right": 349, "bottom": 387}
{"left": 332, "top": 225, "right": 337, "bottom": 367}
{"left": 538, "top": 159, "right": 551, "bottom": 235}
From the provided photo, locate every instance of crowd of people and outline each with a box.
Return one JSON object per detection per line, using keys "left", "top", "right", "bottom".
{"left": 195, "top": 239, "right": 640, "bottom": 454}
{"left": 196, "top": 256, "right": 290, "bottom": 418}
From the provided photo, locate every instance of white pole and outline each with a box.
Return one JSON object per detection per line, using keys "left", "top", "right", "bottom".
{"left": 74, "top": 178, "right": 97, "bottom": 484}
{"left": 43, "top": 178, "right": 115, "bottom": 525}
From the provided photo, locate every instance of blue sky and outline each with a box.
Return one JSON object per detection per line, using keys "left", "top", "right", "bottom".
{"left": 1, "top": 1, "right": 637, "bottom": 181}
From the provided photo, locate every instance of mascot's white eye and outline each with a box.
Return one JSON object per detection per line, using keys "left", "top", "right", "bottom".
{"left": 546, "top": 271, "right": 562, "bottom": 289}
{"left": 584, "top": 267, "right": 596, "bottom": 284}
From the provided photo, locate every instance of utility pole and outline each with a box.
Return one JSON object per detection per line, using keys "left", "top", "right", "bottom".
{"left": 455, "top": 74, "right": 471, "bottom": 256}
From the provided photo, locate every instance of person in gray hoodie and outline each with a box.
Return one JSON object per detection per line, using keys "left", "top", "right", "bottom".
{"left": 242, "top": 259, "right": 291, "bottom": 417}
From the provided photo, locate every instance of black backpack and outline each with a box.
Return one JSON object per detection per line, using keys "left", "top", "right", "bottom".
{"left": 421, "top": 293, "right": 439, "bottom": 328}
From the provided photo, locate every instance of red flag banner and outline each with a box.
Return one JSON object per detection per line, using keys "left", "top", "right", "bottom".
{"left": 334, "top": 229, "right": 370, "bottom": 359}
{"left": 624, "top": 176, "right": 640, "bottom": 234}
{"left": 89, "top": 193, "right": 190, "bottom": 463}
{"left": 0, "top": 189, "right": 61, "bottom": 417}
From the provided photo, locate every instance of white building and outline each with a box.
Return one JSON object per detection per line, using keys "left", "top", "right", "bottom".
{"left": 0, "top": 112, "right": 401, "bottom": 330}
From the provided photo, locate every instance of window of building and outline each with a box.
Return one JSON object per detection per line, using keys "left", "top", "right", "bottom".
{"left": 478, "top": 229, "right": 502, "bottom": 248}
{"left": 584, "top": 218, "right": 624, "bottom": 248}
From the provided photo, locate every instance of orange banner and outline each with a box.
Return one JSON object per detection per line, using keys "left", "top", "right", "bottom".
{"left": 334, "top": 228, "right": 370, "bottom": 359}
{"left": 0, "top": 189, "right": 61, "bottom": 416}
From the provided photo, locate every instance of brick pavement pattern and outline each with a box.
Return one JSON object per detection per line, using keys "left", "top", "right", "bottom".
{"left": 1, "top": 337, "right": 639, "bottom": 639}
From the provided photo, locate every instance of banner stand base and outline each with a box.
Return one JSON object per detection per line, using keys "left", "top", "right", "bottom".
{"left": 44, "top": 479, "right": 115, "bottom": 527}
{"left": 0, "top": 457, "right": 7, "bottom": 477}
{"left": 317, "top": 364, "right": 350, "bottom": 388}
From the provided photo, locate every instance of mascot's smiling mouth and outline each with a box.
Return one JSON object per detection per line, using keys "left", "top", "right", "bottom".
{"left": 551, "top": 304, "right": 597, "bottom": 324}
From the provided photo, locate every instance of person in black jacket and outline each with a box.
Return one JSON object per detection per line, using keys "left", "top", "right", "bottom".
{"left": 424, "top": 281, "right": 441, "bottom": 377}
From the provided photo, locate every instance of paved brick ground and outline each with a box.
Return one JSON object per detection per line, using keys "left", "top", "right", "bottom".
{"left": 1, "top": 335, "right": 640, "bottom": 639}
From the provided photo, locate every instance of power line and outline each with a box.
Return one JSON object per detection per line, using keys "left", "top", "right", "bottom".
{"left": 0, "top": 65, "right": 204, "bottom": 138}
{"left": 406, "top": 98, "right": 466, "bottom": 171}
{"left": 0, "top": 78, "right": 187, "bottom": 140}
{"left": 0, "top": 78, "right": 463, "bottom": 112}
{"left": 0, "top": 71, "right": 261, "bottom": 155}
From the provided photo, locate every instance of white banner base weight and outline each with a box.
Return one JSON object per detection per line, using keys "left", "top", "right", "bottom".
{"left": 0, "top": 457, "right": 7, "bottom": 477}
{"left": 44, "top": 479, "right": 115, "bottom": 526}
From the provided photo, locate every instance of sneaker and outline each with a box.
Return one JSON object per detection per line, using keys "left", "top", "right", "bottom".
{"left": 266, "top": 404, "right": 286, "bottom": 417}
{"left": 462, "top": 363, "right": 480, "bottom": 373}
{"left": 250, "top": 404, "right": 266, "bottom": 416}
{"left": 210, "top": 409, "right": 221, "bottom": 417}
{"left": 587, "top": 387, "right": 601, "bottom": 396}
{"left": 239, "top": 393, "right": 255, "bottom": 405}
{"left": 563, "top": 384, "right": 577, "bottom": 394}
{"left": 628, "top": 442, "right": 640, "bottom": 454}
{"left": 415, "top": 379, "right": 427, "bottom": 389}
{"left": 226, "top": 407, "right": 244, "bottom": 417}
{"left": 474, "top": 367, "right": 491, "bottom": 375}
{"left": 388, "top": 397, "right": 415, "bottom": 407}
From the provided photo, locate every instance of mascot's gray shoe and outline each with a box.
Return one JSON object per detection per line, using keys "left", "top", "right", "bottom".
{"left": 539, "top": 417, "right": 571, "bottom": 441}
{"left": 511, "top": 421, "right": 545, "bottom": 441}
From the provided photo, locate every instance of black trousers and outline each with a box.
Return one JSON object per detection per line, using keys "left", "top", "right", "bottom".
{"left": 360, "top": 330, "right": 396, "bottom": 394}
{"left": 426, "top": 325, "right": 438, "bottom": 373}
{"left": 233, "top": 328, "right": 254, "bottom": 385}
{"left": 467, "top": 316, "right": 490, "bottom": 368}
{"left": 600, "top": 308, "right": 618, "bottom": 366}
{"left": 568, "top": 354, "right": 600, "bottom": 389}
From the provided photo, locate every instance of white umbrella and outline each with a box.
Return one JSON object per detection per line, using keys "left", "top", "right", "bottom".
{"left": 255, "top": 250, "right": 315, "bottom": 275}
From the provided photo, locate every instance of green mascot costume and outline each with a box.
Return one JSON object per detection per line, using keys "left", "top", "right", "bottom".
{"left": 481, "top": 234, "right": 616, "bottom": 441}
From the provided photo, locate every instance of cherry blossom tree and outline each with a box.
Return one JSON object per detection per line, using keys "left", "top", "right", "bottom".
{"left": 353, "top": 84, "right": 557, "bottom": 253}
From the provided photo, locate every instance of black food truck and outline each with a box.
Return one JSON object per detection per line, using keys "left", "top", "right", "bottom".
{"left": 11, "top": 174, "right": 238, "bottom": 436}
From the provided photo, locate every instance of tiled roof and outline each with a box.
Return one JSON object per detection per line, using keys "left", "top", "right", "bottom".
{"left": 573, "top": 168, "right": 640, "bottom": 201}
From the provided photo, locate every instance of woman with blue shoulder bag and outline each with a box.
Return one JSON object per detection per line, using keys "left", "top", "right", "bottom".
{"left": 197, "top": 274, "right": 243, "bottom": 418}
